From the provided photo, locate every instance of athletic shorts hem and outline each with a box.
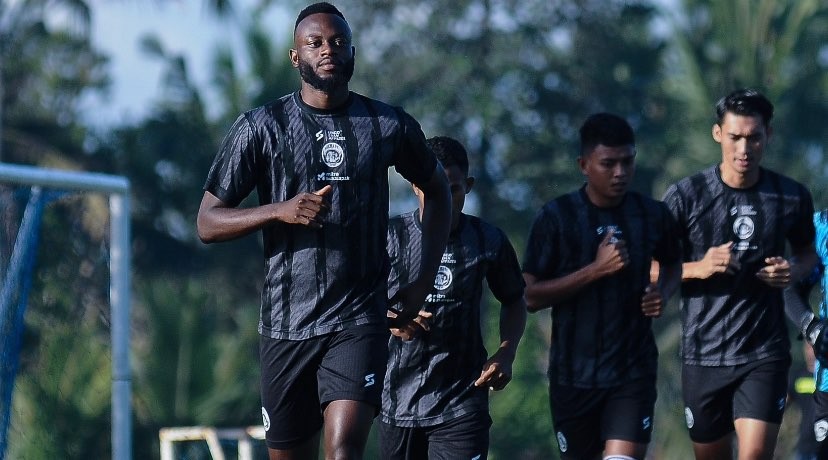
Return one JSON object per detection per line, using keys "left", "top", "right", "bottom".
{"left": 321, "top": 391, "right": 381, "bottom": 408}
{"left": 264, "top": 429, "right": 321, "bottom": 451}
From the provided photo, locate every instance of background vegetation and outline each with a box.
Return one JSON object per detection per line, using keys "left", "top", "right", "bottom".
{"left": 2, "top": 0, "right": 828, "bottom": 458}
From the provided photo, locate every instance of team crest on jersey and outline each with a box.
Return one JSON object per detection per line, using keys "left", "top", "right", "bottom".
{"left": 816, "top": 419, "right": 828, "bottom": 442}
{"left": 556, "top": 432, "right": 568, "bottom": 452}
{"left": 684, "top": 407, "right": 694, "bottom": 428}
{"left": 321, "top": 142, "right": 345, "bottom": 168}
{"left": 434, "top": 265, "right": 453, "bottom": 290}
{"left": 730, "top": 205, "right": 757, "bottom": 251}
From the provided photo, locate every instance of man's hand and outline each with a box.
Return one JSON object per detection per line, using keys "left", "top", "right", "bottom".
{"left": 697, "top": 242, "right": 740, "bottom": 278}
{"left": 640, "top": 283, "right": 663, "bottom": 318}
{"left": 756, "top": 256, "right": 792, "bottom": 288}
{"left": 474, "top": 348, "right": 514, "bottom": 391}
{"left": 387, "top": 309, "right": 432, "bottom": 341}
{"left": 593, "top": 230, "right": 628, "bottom": 277}
{"left": 800, "top": 312, "right": 828, "bottom": 364}
{"left": 278, "top": 185, "right": 332, "bottom": 227}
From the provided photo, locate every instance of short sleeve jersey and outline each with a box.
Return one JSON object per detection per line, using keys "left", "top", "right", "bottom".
{"left": 522, "top": 188, "right": 680, "bottom": 388}
{"left": 382, "top": 212, "right": 525, "bottom": 427}
{"left": 662, "top": 166, "right": 815, "bottom": 366}
{"left": 203, "top": 91, "right": 437, "bottom": 340}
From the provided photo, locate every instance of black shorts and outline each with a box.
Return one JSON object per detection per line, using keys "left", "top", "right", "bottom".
{"left": 259, "top": 324, "right": 388, "bottom": 450}
{"left": 682, "top": 356, "right": 790, "bottom": 443}
{"left": 378, "top": 412, "right": 492, "bottom": 460}
{"left": 549, "top": 379, "right": 656, "bottom": 459}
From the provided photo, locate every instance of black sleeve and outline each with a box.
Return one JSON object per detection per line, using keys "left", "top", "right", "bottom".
{"left": 203, "top": 112, "right": 260, "bottom": 207}
{"left": 391, "top": 108, "right": 438, "bottom": 186}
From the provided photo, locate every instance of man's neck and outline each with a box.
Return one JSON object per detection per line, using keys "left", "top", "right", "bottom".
{"left": 300, "top": 84, "right": 349, "bottom": 110}
{"left": 719, "top": 164, "right": 759, "bottom": 189}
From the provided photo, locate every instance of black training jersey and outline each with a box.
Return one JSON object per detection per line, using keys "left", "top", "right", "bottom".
{"left": 523, "top": 188, "right": 680, "bottom": 388}
{"left": 663, "top": 165, "right": 815, "bottom": 366}
{"left": 203, "top": 92, "right": 438, "bottom": 340}
{"left": 382, "top": 212, "right": 525, "bottom": 427}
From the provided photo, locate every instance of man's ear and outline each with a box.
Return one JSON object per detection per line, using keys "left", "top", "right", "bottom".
{"left": 577, "top": 156, "right": 587, "bottom": 176}
{"left": 712, "top": 123, "right": 722, "bottom": 143}
{"left": 289, "top": 49, "right": 299, "bottom": 68}
{"left": 465, "top": 177, "right": 475, "bottom": 194}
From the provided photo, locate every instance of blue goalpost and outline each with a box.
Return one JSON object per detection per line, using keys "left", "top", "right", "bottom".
{"left": 0, "top": 164, "right": 131, "bottom": 460}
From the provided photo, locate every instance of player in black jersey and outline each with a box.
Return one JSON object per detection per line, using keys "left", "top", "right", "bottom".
{"left": 196, "top": 3, "right": 451, "bottom": 459}
{"left": 662, "top": 89, "right": 818, "bottom": 459}
{"left": 379, "top": 136, "right": 527, "bottom": 460}
{"left": 523, "top": 113, "right": 681, "bottom": 460}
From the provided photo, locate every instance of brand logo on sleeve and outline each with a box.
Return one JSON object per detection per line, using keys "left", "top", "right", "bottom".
{"left": 364, "top": 373, "right": 375, "bottom": 387}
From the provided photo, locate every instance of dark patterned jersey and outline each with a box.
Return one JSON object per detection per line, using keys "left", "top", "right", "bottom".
{"left": 663, "top": 165, "right": 815, "bottom": 366}
{"left": 523, "top": 188, "right": 680, "bottom": 388}
{"left": 203, "top": 92, "right": 437, "bottom": 340}
{"left": 382, "top": 212, "right": 525, "bottom": 427}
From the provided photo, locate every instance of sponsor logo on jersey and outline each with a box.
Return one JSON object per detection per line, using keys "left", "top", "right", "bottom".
{"left": 597, "top": 225, "right": 623, "bottom": 244}
{"left": 684, "top": 407, "right": 694, "bottom": 429}
{"left": 434, "top": 265, "right": 453, "bottom": 290}
{"left": 364, "top": 373, "right": 375, "bottom": 387}
{"left": 261, "top": 407, "right": 271, "bottom": 431}
{"left": 816, "top": 419, "right": 828, "bottom": 442}
{"left": 556, "top": 432, "right": 568, "bottom": 452}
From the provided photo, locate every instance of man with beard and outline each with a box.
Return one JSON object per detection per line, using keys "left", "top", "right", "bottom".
{"left": 662, "top": 89, "right": 817, "bottom": 459}
{"left": 196, "top": 3, "right": 451, "bottom": 459}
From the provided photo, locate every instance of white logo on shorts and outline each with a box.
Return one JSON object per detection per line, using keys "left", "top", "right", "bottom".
{"left": 261, "top": 407, "right": 271, "bottom": 431}
{"left": 642, "top": 416, "right": 651, "bottom": 431}
{"left": 777, "top": 397, "right": 786, "bottom": 411}
{"left": 816, "top": 419, "right": 828, "bottom": 442}
{"left": 685, "top": 407, "right": 695, "bottom": 429}
{"left": 364, "top": 373, "right": 375, "bottom": 387}
{"left": 556, "top": 432, "right": 568, "bottom": 452}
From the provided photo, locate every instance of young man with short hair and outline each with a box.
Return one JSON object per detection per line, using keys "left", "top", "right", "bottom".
{"left": 663, "top": 89, "right": 818, "bottom": 459}
{"left": 380, "top": 136, "right": 527, "bottom": 460}
{"left": 523, "top": 113, "right": 681, "bottom": 460}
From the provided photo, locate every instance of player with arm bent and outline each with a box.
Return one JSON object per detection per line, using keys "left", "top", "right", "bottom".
{"left": 196, "top": 4, "right": 450, "bottom": 459}
{"left": 662, "top": 89, "right": 818, "bottom": 460}
{"left": 380, "top": 136, "right": 527, "bottom": 460}
{"left": 523, "top": 113, "right": 681, "bottom": 460}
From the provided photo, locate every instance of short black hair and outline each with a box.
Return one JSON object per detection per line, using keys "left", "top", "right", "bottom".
{"left": 426, "top": 136, "right": 469, "bottom": 176}
{"left": 295, "top": 2, "right": 346, "bottom": 31}
{"left": 579, "top": 112, "right": 635, "bottom": 156}
{"left": 715, "top": 88, "right": 774, "bottom": 126}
